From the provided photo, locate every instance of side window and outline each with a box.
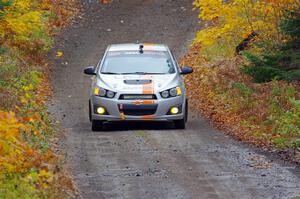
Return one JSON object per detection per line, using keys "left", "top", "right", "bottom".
{"left": 95, "top": 50, "right": 107, "bottom": 73}
{"left": 170, "top": 50, "right": 181, "bottom": 72}
{"left": 95, "top": 59, "right": 101, "bottom": 73}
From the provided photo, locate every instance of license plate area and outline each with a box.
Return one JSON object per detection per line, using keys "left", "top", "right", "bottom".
{"left": 118, "top": 104, "right": 157, "bottom": 116}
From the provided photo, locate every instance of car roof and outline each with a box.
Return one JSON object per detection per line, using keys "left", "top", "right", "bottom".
{"left": 108, "top": 43, "right": 169, "bottom": 52}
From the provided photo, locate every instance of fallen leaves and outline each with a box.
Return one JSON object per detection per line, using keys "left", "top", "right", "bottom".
{"left": 100, "top": 0, "right": 112, "bottom": 4}
{"left": 180, "top": 43, "right": 300, "bottom": 163}
{"left": 247, "top": 155, "right": 273, "bottom": 169}
{"left": 56, "top": 51, "right": 63, "bottom": 57}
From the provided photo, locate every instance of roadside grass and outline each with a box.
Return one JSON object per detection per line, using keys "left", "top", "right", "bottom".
{"left": 180, "top": 44, "right": 300, "bottom": 162}
{"left": 0, "top": 0, "right": 78, "bottom": 197}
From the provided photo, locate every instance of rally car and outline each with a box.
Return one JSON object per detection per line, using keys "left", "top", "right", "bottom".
{"left": 84, "top": 43, "right": 193, "bottom": 131}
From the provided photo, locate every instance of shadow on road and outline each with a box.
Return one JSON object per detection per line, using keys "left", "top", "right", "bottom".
{"left": 101, "top": 121, "right": 175, "bottom": 131}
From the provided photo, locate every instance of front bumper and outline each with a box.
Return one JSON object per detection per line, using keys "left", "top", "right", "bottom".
{"left": 90, "top": 95, "right": 185, "bottom": 121}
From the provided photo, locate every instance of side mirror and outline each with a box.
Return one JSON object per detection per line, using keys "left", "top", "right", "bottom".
{"left": 180, "top": 66, "right": 193, "bottom": 75}
{"left": 84, "top": 66, "right": 96, "bottom": 75}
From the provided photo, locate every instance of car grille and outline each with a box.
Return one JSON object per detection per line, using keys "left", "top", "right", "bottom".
{"left": 119, "top": 104, "right": 157, "bottom": 116}
{"left": 119, "top": 94, "right": 157, "bottom": 100}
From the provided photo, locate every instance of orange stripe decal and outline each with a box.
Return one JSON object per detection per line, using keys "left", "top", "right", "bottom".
{"left": 142, "top": 83, "right": 154, "bottom": 94}
{"left": 132, "top": 100, "right": 154, "bottom": 105}
{"left": 142, "top": 75, "right": 154, "bottom": 94}
{"left": 143, "top": 43, "right": 155, "bottom": 51}
{"left": 141, "top": 115, "right": 155, "bottom": 120}
{"left": 143, "top": 100, "right": 154, "bottom": 104}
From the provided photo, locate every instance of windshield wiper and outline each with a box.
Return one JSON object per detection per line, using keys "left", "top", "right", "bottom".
{"left": 120, "top": 72, "right": 166, "bottom": 75}
{"left": 101, "top": 72, "right": 122, "bottom": 74}
{"left": 120, "top": 72, "right": 146, "bottom": 75}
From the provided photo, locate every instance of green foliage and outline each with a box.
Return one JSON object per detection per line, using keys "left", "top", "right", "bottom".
{"left": 271, "top": 98, "right": 300, "bottom": 135}
{"left": 292, "top": 139, "right": 300, "bottom": 149}
{"left": 0, "top": 173, "right": 40, "bottom": 199}
{"left": 0, "top": 0, "right": 12, "bottom": 10}
{"left": 267, "top": 81, "right": 300, "bottom": 148}
{"left": 280, "top": 8, "right": 300, "bottom": 38}
{"left": 273, "top": 137, "right": 289, "bottom": 148}
{"left": 241, "top": 51, "right": 300, "bottom": 82}
{"left": 0, "top": 47, "right": 6, "bottom": 54}
{"left": 242, "top": 7, "right": 300, "bottom": 83}
{"left": 232, "top": 82, "right": 254, "bottom": 98}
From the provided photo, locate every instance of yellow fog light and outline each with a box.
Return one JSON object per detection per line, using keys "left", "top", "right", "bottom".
{"left": 170, "top": 107, "right": 179, "bottom": 115}
{"left": 176, "top": 87, "right": 182, "bottom": 95}
{"left": 94, "top": 87, "right": 100, "bottom": 95}
{"left": 96, "top": 107, "right": 106, "bottom": 115}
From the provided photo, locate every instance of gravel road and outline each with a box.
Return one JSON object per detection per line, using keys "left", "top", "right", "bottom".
{"left": 49, "top": 0, "right": 300, "bottom": 198}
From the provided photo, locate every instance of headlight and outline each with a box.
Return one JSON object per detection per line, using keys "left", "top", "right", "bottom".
{"left": 99, "top": 88, "right": 107, "bottom": 97}
{"left": 94, "top": 87, "right": 115, "bottom": 98}
{"left": 161, "top": 90, "right": 169, "bottom": 98}
{"left": 160, "top": 87, "right": 182, "bottom": 98}
{"left": 169, "top": 88, "right": 177, "bottom": 97}
{"left": 106, "top": 90, "right": 115, "bottom": 98}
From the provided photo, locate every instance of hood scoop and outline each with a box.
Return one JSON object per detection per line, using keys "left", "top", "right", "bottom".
{"left": 124, "top": 79, "right": 152, "bottom": 85}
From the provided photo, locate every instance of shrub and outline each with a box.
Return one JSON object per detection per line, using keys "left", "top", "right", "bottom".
{"left": 242, "top": 7, "right": 300, "bottom": 83}
{"left": 193, "top": 0, "right": 300, "bottom": 59}
{"left": 265, "top": 81, "right": 300, "bottom": 148}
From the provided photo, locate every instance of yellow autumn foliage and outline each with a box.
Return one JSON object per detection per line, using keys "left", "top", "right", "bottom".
{"left": 5, "top": 11, "right": 43, "bottom": 36}
{"left": 0, "top": 0, "right": 78, "bottom": 196}
{"left": 0, "top": 111, "right": 29, "bottom": 173}
{"left": 193, "top": 0, "right": 300, "bottom": 58}
{"left": 0, "top": 0, "right": 45, "bottom": 48}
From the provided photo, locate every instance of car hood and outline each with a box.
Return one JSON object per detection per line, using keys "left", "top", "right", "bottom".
{"left": 98, "top": 74, "right": 178, "bottom": 93}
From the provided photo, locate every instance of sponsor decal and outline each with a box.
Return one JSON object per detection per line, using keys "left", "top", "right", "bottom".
{"left": 131, "top": 100, "right": 155, "bottom": 105}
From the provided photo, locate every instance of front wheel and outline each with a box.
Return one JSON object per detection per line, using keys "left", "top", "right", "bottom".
{"left": 92, "top": 120, "right": 103, "bottom": 131}
{"left": 174, "top": 118, "right": 185, "bottom": 129}
{"left": 174, "top": 101, "right": 188, "bottom": 129}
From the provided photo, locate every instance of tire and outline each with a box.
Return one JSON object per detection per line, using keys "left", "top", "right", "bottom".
{"left": 174, "top": 100, "right": 188, "bottom": 129}
{"left": 174, "top": 118, "right": 185, "bottom": 129}
{"left": 89, "top": 100, "right": 92, "bottom": 122}
{"left": 91, "top": 120, "right": 103, "bottom": 131}
{"left": 185, "top": 100, "right": 188, "bottom": 123}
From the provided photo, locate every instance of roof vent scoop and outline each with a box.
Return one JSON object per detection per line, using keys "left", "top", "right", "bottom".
{"left": 124, "top": 79, "right": 151, "bottom": 85}
{"left": 139, "top": 44, "right": 144, "bottom": 54}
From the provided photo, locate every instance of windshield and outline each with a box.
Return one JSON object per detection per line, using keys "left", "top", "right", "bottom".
{"left": 100, "top": 51, "right": 176, "bottom": 74}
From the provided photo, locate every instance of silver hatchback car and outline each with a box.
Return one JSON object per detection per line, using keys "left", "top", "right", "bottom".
{"left": 84, "top": 43, "right": 193, "bottom": 131}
